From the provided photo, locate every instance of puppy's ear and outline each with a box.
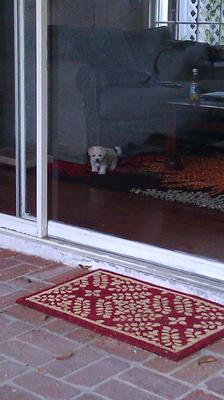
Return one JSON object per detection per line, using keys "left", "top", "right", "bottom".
{"left": 88, "top": 147, "right": 93, "bottom": 156}
{"left": 99, "top": 146, "right": 106, "bottom": 155}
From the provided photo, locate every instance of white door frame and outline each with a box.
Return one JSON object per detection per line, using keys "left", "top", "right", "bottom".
{"left": 1, "top": 0, "right": 47, "bottom": 236}
{"left": 36, "top": 0, "right": 48, "bottom": 238}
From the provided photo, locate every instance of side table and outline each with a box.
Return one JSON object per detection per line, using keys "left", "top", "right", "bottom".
{"left": 164, "top": 100, "right": 224, "bottom": 170}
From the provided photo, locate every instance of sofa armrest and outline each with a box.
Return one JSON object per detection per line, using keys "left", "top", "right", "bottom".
{"left": 49, "top": 61, "right": 100, "bottom": 163}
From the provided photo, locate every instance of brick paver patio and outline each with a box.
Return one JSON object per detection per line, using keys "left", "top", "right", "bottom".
{"left": 0, "top": 248, "right": 223, "bottom": 400}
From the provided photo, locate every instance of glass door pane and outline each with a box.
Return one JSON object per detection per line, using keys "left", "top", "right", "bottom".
{"left": 0, "top": 0, "right": 16, "bottom": 215}
{"left": 20, "top": 0, "right": 37, "bottom": 218}
{"left": 47, "top": 1, "right": 224, "bottom": 264}
{"left": 48, "top": 0, "right": 150, "bottom": 225}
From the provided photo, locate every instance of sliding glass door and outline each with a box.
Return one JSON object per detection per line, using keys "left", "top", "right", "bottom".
{"left": 0, "top": 0, "right": 37, "bottom": 220}
{"left": 0, "top": 0, "right": 223, "bottom": 284}
{"left": 0, "top": 0, "right": 41, "bottom": 237}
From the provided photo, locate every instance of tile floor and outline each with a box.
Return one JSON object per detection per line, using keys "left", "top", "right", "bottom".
{"left": 0, "top": 248, "right": 223, "bottom": 400}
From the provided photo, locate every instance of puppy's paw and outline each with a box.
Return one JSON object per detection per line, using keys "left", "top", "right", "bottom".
{"left": 91, "top": 167, "right": 98, "bottom": 173}
{"left": 98, "top": 167, "right": 106, "bottom": 175}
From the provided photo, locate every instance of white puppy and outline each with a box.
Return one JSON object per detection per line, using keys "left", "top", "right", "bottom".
{"left": 88, "top": 146, "right": 122, "bottom": 175}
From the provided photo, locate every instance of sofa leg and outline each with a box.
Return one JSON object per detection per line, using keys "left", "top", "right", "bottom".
{"left": 164, "top": 105, "right": 184, "bottom": 170}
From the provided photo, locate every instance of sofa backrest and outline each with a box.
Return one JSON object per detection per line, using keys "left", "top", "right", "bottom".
{"left": 48, "top": 25, "right": 212, "bottom": 85}
{"left": 49, "top": 26, "right": 139, "bottom": 84}
{"left": 126, "top": 26, "right": 213, "bottom": 81}
{"left": 124, "top": 26, "right": 172, "bottom": 76}
{"left": 154, "top": 40, "right": 212, "bottom": 81}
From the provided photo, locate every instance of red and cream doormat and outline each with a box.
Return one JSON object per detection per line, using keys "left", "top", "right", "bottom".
{"left": 16, "top": 270, "right": 224, "bottom": 360}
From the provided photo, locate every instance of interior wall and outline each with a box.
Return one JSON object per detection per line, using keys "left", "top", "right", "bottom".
{"left": 95, "top": 0, "right": 149, "bottom": 30}
{"left": 48, "top": 0, "right": 94, "bottom": 27}
{"left": 49, "top": 0, "right": 150, "bottom": 30}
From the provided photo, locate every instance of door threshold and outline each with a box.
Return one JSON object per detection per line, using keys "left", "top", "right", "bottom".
{"left": 0, "top": 227, "right": 223, "bottom": 304}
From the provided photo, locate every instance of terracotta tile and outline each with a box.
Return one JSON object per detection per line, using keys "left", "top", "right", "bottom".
{"left": 0, "top": 360, "right": 27, "bottom": 382}
{"left": 0, "top": 258, "right": 21, "bottom": 270}
{"left": 0, "top": 290, "right": 29, "bottom": 310}
{"left": 144, "top": 354, "right": 197, "bottom": 373}
{"left": 0, "top": 282, "right": 20, "bottom": 296}
{"left": 66, "top": 356, "right": 129, "bottom": 387}
{"left": 182, "top": 389, "right": 221, "bottom": 399}
{"left": 77, "top": 395, "right": 105, "bottom": 400}
{"left": 6, "top": 304, "right": 49, "bottom": 325}
{"left": 0, "top": 340, "right": 53, "bottom": 367}
{"left": 96, "top": 379, "right": 161, "bottom": 400}
{"left": 207, "top": 339, "right": 224, "bottom": 355}
{"left": 0, "top": 314, "right": 11, "bottom": 327}
{"left": 120, "top": 367, "right": 189, "bottom": 399}
{"left": 0, "top": 249, "right": 18, "bottom": 258}
{"left": 65, "top": 327, "right": 100, "bottom": 344}
{"left": 172, "top": 355, "right": 224, "bottom": 385}
{"left": 0, "top": 263, "right": 38, "bottom": 281}
{"left": 44, "top": 318, "right": 75, "bottom": 334}
{"left": 206, "top": 376, "right": 224, "bottom": 396}
{"left": 41, "top": 346, "right": 103, "bottom": 378}
{"left": 48, "top": 268, "right": 88, "bottom": 284}
{"left": 14, "top": 254, "right": 53, "bottom": 266}
{"left": 28, "top": 264, "right": 74, "bottom": 281}
{"left": 10, "top": 276, "right": 50, "bottom": 291}
{"left": 15, "top": 372, "right": 80, "bottom": 399}
{"left": 19, "top": 328, "right": 78, "bottom": 354}
{"left": 0, "top": 385, "right": 40, "bottom": 400}
{"left": 92, "top": 336, "right": 150, "bottom": 361}
{"left": 0, "top": 321, "right": 31, "bottom": 343}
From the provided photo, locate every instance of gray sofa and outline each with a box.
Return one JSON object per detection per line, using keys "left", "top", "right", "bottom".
{"left": 49, "top": 25, "right": 223, "bottom": 162}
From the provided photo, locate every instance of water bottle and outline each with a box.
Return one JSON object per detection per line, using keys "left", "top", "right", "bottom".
{"left": 189, "top": 68, "right": 200, "bottom": 103}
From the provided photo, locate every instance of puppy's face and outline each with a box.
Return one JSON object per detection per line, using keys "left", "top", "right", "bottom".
{"left": 88, "top": 146, "right": 106, "bottom": 165}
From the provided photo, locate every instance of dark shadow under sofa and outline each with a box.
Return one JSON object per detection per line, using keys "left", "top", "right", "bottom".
{"left": 48, "top": 25, "right": 224, "bottom": 162}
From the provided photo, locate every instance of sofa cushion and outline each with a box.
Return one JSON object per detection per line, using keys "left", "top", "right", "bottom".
{"left": 99, "top": 78, "right": 224, "bottom": 122}
{"left": 109, "top": 69, "right": 151, "bottom": 86}
{"left": 98, "top": 84, "right": 187, "bottom": 120}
